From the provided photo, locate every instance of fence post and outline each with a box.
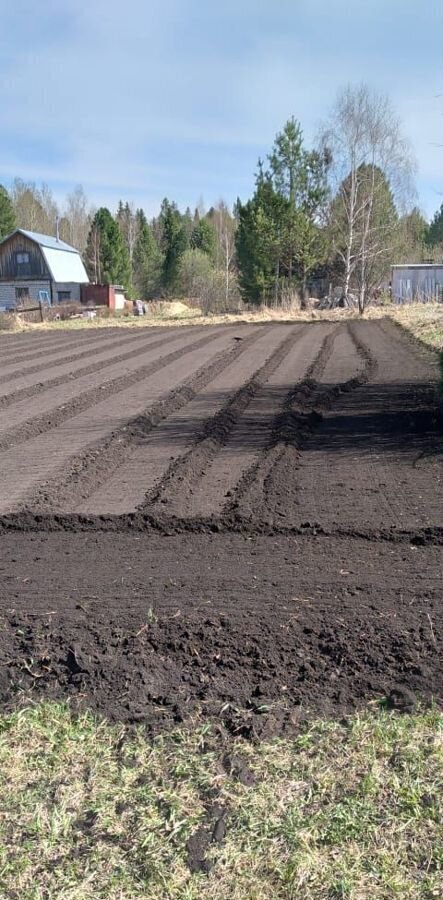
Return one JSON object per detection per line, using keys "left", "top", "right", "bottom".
{"left": 39, "top": 301, "right": 44, "bottom": 323}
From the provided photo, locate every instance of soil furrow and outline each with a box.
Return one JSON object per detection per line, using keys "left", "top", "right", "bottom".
{"left": 77, "top": 326, "right": 294, "bottom": 514}
{"left": 0, "top": 332, "right": 93, "bottom": 359}
{"left": 0, "top": 327, "right": 167, "bottom": 387}
{"left": 0, "top": 327, "right": 195, "bottom": 408}
{"left": 0, "top": 328, "right": 253, "bottom": 513}
{"left": 0, "top": 329, "right": 130, "bottom": 369}
{"left": 23, "top": 328, "right": 262, "bottom": 514}
{"left": 0, "top": 328, "right": 217, "bottom": 452}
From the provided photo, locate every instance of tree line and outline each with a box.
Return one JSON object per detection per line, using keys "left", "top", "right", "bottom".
{"left": 1, "top": 85, "right": 442, "bottom": 311}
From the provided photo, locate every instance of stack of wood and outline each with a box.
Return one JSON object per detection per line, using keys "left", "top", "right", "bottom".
{"left": 316, "top": 291, "right": 357, "bottom": 310}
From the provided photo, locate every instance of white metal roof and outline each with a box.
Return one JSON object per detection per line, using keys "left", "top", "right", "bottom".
{"left": 41, "top": 246, "right": 89, "bottom": 283}
{"left": 19, "top": 230, "right": 78, "bottom": 253}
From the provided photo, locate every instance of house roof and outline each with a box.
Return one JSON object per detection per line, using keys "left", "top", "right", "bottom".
{"left": 2, "top": 228, "right": 89, "bottom": 283}
{"left": 18, "top": 230, "right": 79, "bottom": 253}
{"left": 42, "top": 247, "right": 89, "bottom": 283}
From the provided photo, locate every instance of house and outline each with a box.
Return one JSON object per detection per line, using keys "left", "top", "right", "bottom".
{"left": 0, "top": 229, "right": 89, "bottom": 311}
{"left": 391, "top": 263, "right": 443, "bottom": 303}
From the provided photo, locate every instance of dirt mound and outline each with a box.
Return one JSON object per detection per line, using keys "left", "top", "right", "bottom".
{"left": 149, "top": 300, "right": 194, "bottom": 317}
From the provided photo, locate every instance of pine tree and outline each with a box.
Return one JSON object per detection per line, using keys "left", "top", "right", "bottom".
{"left": 85, "top": 208, "right": 131, "bottom": 290}
{"left": 0, "top": 185, "right": 16, "bottom": 240}
{"left": 132, "top": 210, "right": 163, "bottom": 298}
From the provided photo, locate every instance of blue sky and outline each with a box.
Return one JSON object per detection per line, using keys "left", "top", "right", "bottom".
{"left": 0, "top": 0, "right": 442, "bottom": 218}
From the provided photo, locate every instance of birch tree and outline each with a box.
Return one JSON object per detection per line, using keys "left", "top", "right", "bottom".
{"left": 116, "top": 201, "right": 137, "bottom": 264}
{"left": 64, "top": 186, "right": 91, "bottom": 253}
{"left": 10, "top": 179, "right": 59, "bottom": 235}
{"left": 321, "top": 85, "right": 415, "bottom": 312}
{"left": 208, "top": 201, "right": 237, "bottom": 304}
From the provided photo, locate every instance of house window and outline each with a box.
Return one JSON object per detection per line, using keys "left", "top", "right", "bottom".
{"left": 57, "top": 291, "right": 71, "bottom": 301}
{"left": 15, "top": 287, "right": 30, "bottom": 301}
{"left": 15, "top": 251, "right": 31, "bottom": 276}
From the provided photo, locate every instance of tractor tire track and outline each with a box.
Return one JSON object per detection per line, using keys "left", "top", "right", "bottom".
{"left": 226, "top": 323, "right": 376, "bottom": 524}
{"left": 157, "top": 323, "right": 335, "bottom": 519}
{"left": 290, "top": 318, "right": 442, "bottom": 531}
{"left": 141, "top": 325, "right": 310, "bottom": 517}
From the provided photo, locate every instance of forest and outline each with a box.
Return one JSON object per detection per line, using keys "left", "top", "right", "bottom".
{"left": 1, "top": 85, "right": 442, "bottom": 313}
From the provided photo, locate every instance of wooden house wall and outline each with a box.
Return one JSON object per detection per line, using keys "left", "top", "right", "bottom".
{"left": 0, "top": 280, "right": 51, "bottom": 310}
{"left": 0, "top": 233, "right": 50, "bottom": 280}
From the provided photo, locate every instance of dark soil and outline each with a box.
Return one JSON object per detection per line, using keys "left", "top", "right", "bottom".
{"left": 0, "top": 531, "right": 441, "bottom": 737}
{"left": 0, "top": 320, "right": 441, "bottom": 736}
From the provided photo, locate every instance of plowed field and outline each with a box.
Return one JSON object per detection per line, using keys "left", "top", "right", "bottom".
{"left": 0, "top": 320, "right": 441, "bottom": 735}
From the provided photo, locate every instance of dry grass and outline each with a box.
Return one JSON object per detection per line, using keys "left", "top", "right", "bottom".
{"left": 2, "top": 302, "right": 443, "bottom": 357}
{"left": 0, "top": 702, "right": 442, "bottom": 898}
{"left": 383, "top": 304, "right": 443, "bottom": 351}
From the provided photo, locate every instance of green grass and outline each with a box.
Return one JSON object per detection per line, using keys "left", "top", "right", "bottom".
{"left": 0, "top": 703, "right": 442, "bottom": 898}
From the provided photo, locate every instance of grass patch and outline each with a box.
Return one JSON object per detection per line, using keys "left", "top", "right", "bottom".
{"left": 0, "top": 703, "right": 442, "bottom": 898}
{"left": 384, "top": 303, "right": 443, "bottom": 351}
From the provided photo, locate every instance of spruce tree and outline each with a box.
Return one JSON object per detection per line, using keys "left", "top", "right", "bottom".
{"left": 236, "top": 173, "right": 286, "bottom": 303}
{"left": 190, "top": 219, "right": 216, "bottom": 261}
{"left": 85, "top": 207, "right": 131, "bottom": 290}
{"left": 160, "top": 200, "right": 189, "bottom": 293}
{"left": 0, "top": 185, "right": 16, "bottom": 240}
{"left": 236, "top": 120, "right": 329, "bottom": 304}
{"left": 427, "top": 203, "right": 443, "bottom": 248}
{"left": 132, "top": 210, "right": 163, "bottom": 298}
